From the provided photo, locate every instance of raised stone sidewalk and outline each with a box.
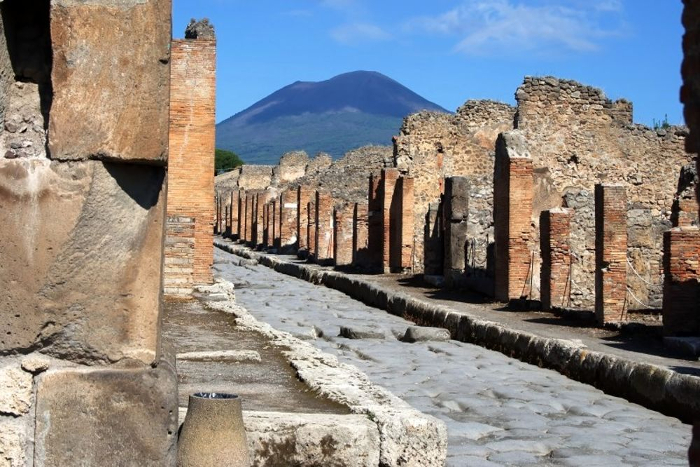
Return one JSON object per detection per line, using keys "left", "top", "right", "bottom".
{"left": 215, "top": 238, "right": 700, "bottom": 423}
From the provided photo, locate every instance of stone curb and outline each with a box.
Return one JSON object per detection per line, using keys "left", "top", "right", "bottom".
{"left": 215, "top": 240, "right": 700, "bottom": 423}
{"left": 202, "top": 267, "right": 448, "bottom": 467}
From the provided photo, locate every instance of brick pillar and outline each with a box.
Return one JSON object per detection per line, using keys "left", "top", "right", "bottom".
{"left": 424, "top": 202, "right": 443, "bottom": 276}
{"left": 308, "top": 198, "right": 317, "bottom": 258}
{"left": 166, "top": 35, "right": 216, "bottom": 288}
{"left": 251, "top": 193, "right": 259, "bottom": 247}
{"left": 353, "top": 202, "right": 370, "bottom": 267}
{"left": 279, "top": 189, "right": 298, "bottom": 250}
{"left": 397, "top": 176, "right": 415, "bottom": 271}
{"left": 381, "top": 168, "right": 400, "bottom": 273}
{"left": 231, "top": 190, "right": 240, "bottom": 240}
{"left": 297, "top": 186, "right": 312, "bottom": 251}
{"left": 367, "top": 174, "right": 383, "bottom": 270}
{"left": 663, "top": 227, "right": 700, "bottom": 336}
{"left": 494, "top": 131, "right": 534, "bottom": 302}
{"left": 444, "top": 177, "right": 469, "bottom": 288}
{"left": 334, "top": 203, "right": 354, "bottom": 267}
{"left": 315, "top": 191, "right": 334, "bottom": 264}
{"left": 262, "top": 202, "right": 269, "bottom": 248}
{"left": 236, "top": 190, "right": 244, "bottom": 240}
{"left": 595, "top": 184, "right": 628, "bottom": 324}
{"left": 271, "top": 196, "right": 280, "bottom": 249}
{"left": 540, "top": 208, "right": 573, "bottom": 311}
{"left": 244, "top": 193, "right": 253, "bottom": 243}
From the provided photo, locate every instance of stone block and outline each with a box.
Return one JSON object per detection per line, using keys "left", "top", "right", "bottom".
{"left": 0, "top": 364, "right": 32, "bottom": 417}
{"left": 0, "top": 418, "right": 26, "bottom": 467}
{"left": 402, "top": 326, "right": 451, "bottom": 343}
{"left": 34, "top": 364, "right": 178, "bottom": 466}
{"left": 49, "top": 0, "right": 171, "bottom": 163}
{"left": 444, "top": 177, "right": 469, "bottom": 287}
{"left": 339, "top": 326, "right": 386, "bottom": 340}
{"left": 0, "top": 159, "right": 165, "bottom": 364}
{"left": 243, "top": 412, "right": 380, "bottom": 467}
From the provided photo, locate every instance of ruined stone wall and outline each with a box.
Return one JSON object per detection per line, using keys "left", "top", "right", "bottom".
{"left": 166, "top": 34, "right": 216, "bottom": 293}
{"left": 0, "top": 1, "right": 177, "bottom": 464}
{"left": 238, "top": 164, "right": 275, "bottom": 190}
{"left": 274, "top": 150, "right": 309, "bottom": 184}
{"left": 393, "top": 101, "right": 515, "bottom": 274}
{"left": 516, "top": 77, "right": 693, "bottom": 309}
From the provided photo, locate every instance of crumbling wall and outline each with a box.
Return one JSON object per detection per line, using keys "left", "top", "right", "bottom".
{"left": 517, "top": 76, "right": 692, "bottom": 308}
{"left": 393, "top": 100, "right": 515, "bottom": 274}
{"left": 238, "top": 164, "right": 275, "bottom": 190}
{"left": 0, "top": 1, "right": 177, "bottom": 465}
{"left": 275, "top": 150, "right": 309, "bottom": 184}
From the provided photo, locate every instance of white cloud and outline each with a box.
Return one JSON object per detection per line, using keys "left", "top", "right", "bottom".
{"left": 330, "top": 23, "right": 392, "bottom": 45}
{"left": 406, "top": 0, "right": 625, "bottom": 57}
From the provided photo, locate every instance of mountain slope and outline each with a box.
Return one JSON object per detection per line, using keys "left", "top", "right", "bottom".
{"left": 216, "top": 71, "right": 448, "bottom": 165}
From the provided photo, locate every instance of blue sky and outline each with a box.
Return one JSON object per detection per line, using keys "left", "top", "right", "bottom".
{"left": 173, "top": 0, "right": 684, "bottom": 127}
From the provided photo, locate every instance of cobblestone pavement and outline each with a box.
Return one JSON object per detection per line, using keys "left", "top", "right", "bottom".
{"left": 214, "top": 250, "right": 690, "bottom": 466}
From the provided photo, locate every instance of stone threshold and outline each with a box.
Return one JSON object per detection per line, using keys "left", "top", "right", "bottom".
{"left": 215, "top": 239, "right": 700, "bottom": 423}
{"left": 194, "top": 277, "right": 447, "bottom": 466}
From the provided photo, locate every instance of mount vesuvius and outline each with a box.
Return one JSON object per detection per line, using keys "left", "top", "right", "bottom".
{"left": 216, "top": 71, "right": 449, "bottom": 165}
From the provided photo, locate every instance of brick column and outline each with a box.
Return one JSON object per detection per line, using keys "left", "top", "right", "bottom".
{"left": 367, "top": 174, "right": 383, "bottom": 270}
{"left": 663, "top": 227, "right": 700, "bottom": 336}
{"left": 595, "top": 184, "right": 628, "bottom": 324}
{"left": 381, "top": 168, "right": 400, "bottom": 273}
{"left": 251, "top": 193, "right": 260, "bottom": 246}
{"left": 166, "top": 35, "right": 216, "bottom": 289}
{"left": 279, "top": 189, "right": 298, "bottom": 250}
{"left": 397, "top": 176, "right": 415, "bottom": 271}
{"left": 297, "top": 186, "right": 312, "bottom": 251}
{"left": 236, "top": 189, "right": 245, "bottom": 240}
{"left": 353, "top": 202, "right": 370, "bottom": 267}
{"left": 308, "top": 198, "right": 317, "bottom": 258}
{"left": 262, "top": 202, "right": 270, "bottom": 248}
{"left": 540, "top": 208, "right": 573, "bottom": 311}
{"left": 231, "top": 190, "right": 240, "bottom": 240}
{"left": 315, "top": 191, "right": 334, "bottom": 264}
{"left": 444, "top": 177, "right": 469, "bottom": 288}
{"left": 494, "top": 131, "right": 534, "bottom": 302}
{"left": 334, "top": 203, "right": 354, "bottom": 267}
{"left": 244, "top": 193, "right": 253, "bottom": 243}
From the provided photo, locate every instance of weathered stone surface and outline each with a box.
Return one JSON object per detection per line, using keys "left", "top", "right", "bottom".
{"left": 0, "top": 159, "right": 165, "bottom": 364}
{"left": 48, "top": 0, "right": 171, "bottom": 163}
{"left": 20, "top": 354, "right": 52, "bottom": 375}
{"left": 339, "top": 326, "right": 386, "bottom": 340}
{"left": 0, "top": 365, "right": 32, "bottom": 417}
{"left": 34, "top": 364, "right": 178, "bottom": 467}
{"left": 177, "top": 350, "right": 261, "bottom": 363}
{"left": 0, "top": 418, "right": 26, "bottom": 467}
{"left": 243, "top": 411, "right": 380, "bottom": 467}
{"left": 402, "top": 326, "right": 451, "bottom": 343}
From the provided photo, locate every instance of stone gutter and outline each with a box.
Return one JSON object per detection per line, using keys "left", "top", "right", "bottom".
{"left": 215, "top": 239, "right": 700, "bottom": 423}
{"left": 198, "top": 278, "right": 448, "bottom": 466}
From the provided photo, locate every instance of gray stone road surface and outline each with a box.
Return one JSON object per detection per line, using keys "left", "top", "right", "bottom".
{"left": 214, "top": 249, "right": 690, "bottom": 466}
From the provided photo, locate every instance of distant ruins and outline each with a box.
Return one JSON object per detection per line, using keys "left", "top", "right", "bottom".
{"left": 217, "top": 75, "right": 697, "bottom": 333}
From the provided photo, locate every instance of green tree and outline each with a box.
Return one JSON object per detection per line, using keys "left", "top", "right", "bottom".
{"left": 215, "top": 148, "right": 244, "bottom": 174}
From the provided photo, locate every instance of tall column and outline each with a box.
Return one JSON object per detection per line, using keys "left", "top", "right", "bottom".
{"left": 231, "top": 190, "right": 240, "bottom": 240}
{"left": 297, "top": 186, "right": 312, "bottom": 251}
{"left": 262, "top": 202, "right": 269, "bottom": 247}
{"left": 494, "top": 131, "right": 533, "bottom": 302}
{"left": 308, "top": 198, "right": 317, "bottom": 258}
{"left": 663, "top": 227, "right": 700, "bottom": 336}
{"left": 381, "top": 169, "right": 400, "bottom": 273}
{"left": 367, "top": 174, "right": 383, "bottom": 270}
{"left": 353, "top": 202, "right": 370, "bottom": 267}
{"left": 444, "top": 177, "right": 469, "bottom": 288}
{"left": 595, "top": 184, "right": 628, "bottom": 324}
{"left": 540, "top": 208, "right": 573, "bottom": 311}
{"left": 397, "top": 176, "right": 415, "bottom": 271}
{"left": 334, "top": 203, "right": 355, "bottom": 267}
{"left": 244, "top": 193, "right": 254, "bottom": 243}
{"left": 315, "top": 191, "right": 334, "bottom": 264}
{"left": 166, "top": 22, "right": 216, "bottom": 289}
{"left": 237, "top": 189, "right": 245, "bottom": 240}
{"left": 279, "top": 189, "right": 298, "bottom": 250}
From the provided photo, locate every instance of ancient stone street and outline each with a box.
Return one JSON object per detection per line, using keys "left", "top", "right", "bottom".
{"left": 214, "top": 248, "right": 690, "bottom": 466}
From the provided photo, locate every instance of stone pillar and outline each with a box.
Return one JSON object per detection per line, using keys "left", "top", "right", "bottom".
{"left": 367, "top": 174, "right": 383, "bottom": 271}
{"left": 236, "top": 189, "right": 245, "bottom": 240}
{"left": 262, "top": 202, "right": 269, "bottom": 247}
{"left": 540, "top": 208, "right": 573, "bottom": 311}
{"left": 663, "top": 227, "right": 700, "bottom": 336}
{"left": 244, "top": 193, "right": 254, "bottom": 243}
{"left": 297, "top": 186, "right": 312, "bottom": 251}
{"left": 494, "top": 131, "right": 534, "bottom": 302}
{"left": 444, "top": 177, "right": 469, "bottom": 288}
{"left": 334, "top": 203, "right": 355, "bottom": 267}
{"left": 166, "top": 22, "right": 216, "bottom": 289}
{"left": 397, "top": 176, "right": 415, "bottom": 271}
{"left": 315, "top": 191, "right": 334, "bottom": 264}
{"left": 381, "top": 168, "right": 400, "bottom": 273}
{"left": 424, "top": 202, "right": 444, "bottom": 276}
{"left": 595, "top": 184, "right": 628, "bottom": 324}
{"left": 353, "top": 202, "right": 370, "bottom": 267}
{"left": 255, "top": 193, "right": 265, "bottom": 246}
{"left": 272, "top": 196, "right": 281, "bottom": 249}
{"left": 279, "top": 189, "right": 298, "bottom": 250}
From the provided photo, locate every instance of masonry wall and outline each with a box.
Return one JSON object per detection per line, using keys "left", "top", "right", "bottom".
{"left": 663, "top": 227, "right": 700, "bottom": 336}
{"left": 165, "top": 36, "right": 216, "bottom": 292}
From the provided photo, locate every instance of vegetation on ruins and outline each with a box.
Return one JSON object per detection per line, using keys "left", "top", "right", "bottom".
{"left": 215, "top": 148, "right": 244, "bottom": 174}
